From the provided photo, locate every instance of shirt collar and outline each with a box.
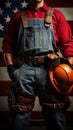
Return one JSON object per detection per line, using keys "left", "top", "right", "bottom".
{"left": 42, "top": 3, "right": 49, "bottom": 12}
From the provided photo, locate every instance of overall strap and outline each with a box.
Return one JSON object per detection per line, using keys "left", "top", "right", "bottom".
{"left": 21, "top": 9, "right": 28, "bottom": 27}
{"left": 21, "top": 7, "right": 53, "bottom": 27}
{"left": 45, "top": 7, "right": 57, "bottom": 52}
{"left": 21, "top": 7, "right": 56, "bottom": 53}
{"left": 44, "top": 7, "right": 53, "bottom": 27}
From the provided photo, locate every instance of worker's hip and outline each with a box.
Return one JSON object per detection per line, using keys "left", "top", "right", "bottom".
{"left": 9, "top": 62, "right": 48, "bottom": 95}
{"left": 8, "top": 63, "right": 47, "bottom": 111}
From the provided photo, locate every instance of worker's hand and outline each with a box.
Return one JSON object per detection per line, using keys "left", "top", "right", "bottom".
{"left": 68, "top": 57, "right": 73, "bottom": 64}
{"left": 7, "top": 64, "right": 16, "bottom": 80}
{"left": 68, "top": 57, "right": 73, "bottom": 67}
{"left": 47, "top": 53, "right": 59, "bottom": 59}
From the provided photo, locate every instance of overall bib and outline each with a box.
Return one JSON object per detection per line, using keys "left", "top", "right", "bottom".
{"left": 8, "top": 18, "right": 67, "bottom": 130}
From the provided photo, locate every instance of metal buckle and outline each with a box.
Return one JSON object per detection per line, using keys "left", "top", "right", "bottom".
{"left": 34, "top": 56, "right": 45, "bottom": 65}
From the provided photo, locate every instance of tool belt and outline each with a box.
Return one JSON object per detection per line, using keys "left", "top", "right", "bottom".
{"left": 8, "top": 96, "right": 34, "bottom": 112}
{"left": 40, "top": 102, "right": 65, "bottom": 110}
{"left": 8, "top": 104, "right": 34, "bottom": 112}
{"left": 39, "top": 94, "right": 71, "bottom": 110}
{"left": 8, "top": 85, "right": 35, "bottom": 111}
{"left": 14, "top": 55, "right": 48, "bottom": 67}
{"left": 24, "top": 55, "right": 47, "bottom": 65}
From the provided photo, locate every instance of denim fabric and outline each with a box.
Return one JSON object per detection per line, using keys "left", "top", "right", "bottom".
{"left": 17, "top": 19, "right": 56, "bottom": 56}
{"left": 42, "top": 107, "right": 67, "bottom": 130}
{"left": 12, "top": 19, "right": 56, "bottom": 96}
{"left": 9, "top": 106, "right": 67, "bottom": 130}
{"left": 11, "top": 63, "right": 48, "bottom": 96}
{"left": 9, "top": 111, "right": 31, "bottom": 130}
{"left": 10, "top": 62, "right": 67, "bottom": 130}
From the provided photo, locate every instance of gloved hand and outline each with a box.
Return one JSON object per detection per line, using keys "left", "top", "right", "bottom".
{"left": 7, "top": 64, "right": 16, "bottom": 80}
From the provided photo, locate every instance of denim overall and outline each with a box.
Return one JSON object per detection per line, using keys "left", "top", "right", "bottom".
{"left": 9, "top": 19, "right": 67, "bottom": 130}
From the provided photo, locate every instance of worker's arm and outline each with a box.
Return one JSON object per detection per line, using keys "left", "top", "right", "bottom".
{"left": 4, "top": 53, "right": 16, "bottom": 79}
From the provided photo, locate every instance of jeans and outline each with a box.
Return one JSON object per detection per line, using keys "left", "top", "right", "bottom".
{"left": 9, "top": 111, "right": 31, "bottom": 130}
{"left": 9, "top": 108, "right": 67, "bottom": 130}
{"left": 42, "top": 107, "right": 67, "bottom": 130}
{"left": 9, "top": 63, "right": 67, "bottom": 130}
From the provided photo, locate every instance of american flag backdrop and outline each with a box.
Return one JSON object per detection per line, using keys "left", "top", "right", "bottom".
{"left": 0, "top": 0, "right": 73, "bottom": 129}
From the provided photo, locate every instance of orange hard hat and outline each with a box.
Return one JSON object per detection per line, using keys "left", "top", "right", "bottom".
{"left": 49, "top": 57, "right": 73, "bottom": 95}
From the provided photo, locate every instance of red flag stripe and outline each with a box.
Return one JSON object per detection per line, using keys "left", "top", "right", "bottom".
{"left": 46, "top": 0, "right": 73, "bottom": 7}
{"left": 0, "top": 81, "right": 11, "bottom": 96}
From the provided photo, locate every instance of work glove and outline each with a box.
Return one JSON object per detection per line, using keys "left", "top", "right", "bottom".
{"left": 7, "top": 64, "right": 16, "bottom": 80}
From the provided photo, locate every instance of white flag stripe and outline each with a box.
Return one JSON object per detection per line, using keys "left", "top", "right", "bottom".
{"left": 67, "top": 96, "right": 73, "bottom": 111}
{"left": 56, "top": 8, "right": 73, "bottom": 20}
{"left": 0, "top": 96, "right": 73, "bottom": 111}
{"left": 0, "top": 67, "right": 10, "bottom": 81}
{"left": 0, "top": 96, "right": 9, "bottom": 111}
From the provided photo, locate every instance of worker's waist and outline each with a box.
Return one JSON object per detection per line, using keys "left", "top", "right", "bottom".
{"left": 24, "top": 55, "right": 47, "bottom": 65}
{"left": 14, "top": 53, "right": 53, "bottom": 67}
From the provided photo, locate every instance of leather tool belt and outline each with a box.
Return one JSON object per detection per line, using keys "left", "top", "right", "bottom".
{"left": 8, "top": 85, "right": 35, "bottom": 112}
{"left": 8, "top": 104, "right": 34, "bottom": 112}
{"left": 14, "top": 55, "right": 48, "bottom": 67}
{"left": 40, "top": 102, "right": 65, "bottom": 110}
{"left": 24, "top": 55, "right": 47, "bottom": 65}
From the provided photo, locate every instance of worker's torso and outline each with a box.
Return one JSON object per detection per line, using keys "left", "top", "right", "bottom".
{"left": 17, "top": 18, "right": 56, "bottom": 57}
